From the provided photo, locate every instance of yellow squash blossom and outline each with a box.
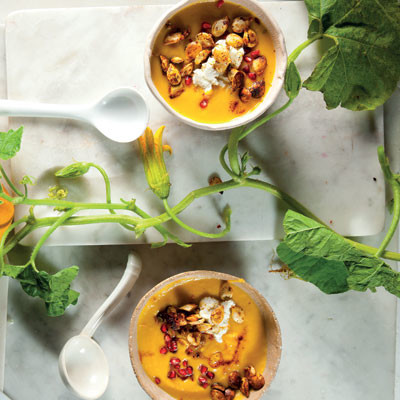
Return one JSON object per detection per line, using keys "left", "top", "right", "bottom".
{"left": 138, "top": 126, "right": 172, "bottom": 200}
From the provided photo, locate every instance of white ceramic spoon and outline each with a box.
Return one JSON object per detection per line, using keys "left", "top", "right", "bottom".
{"left": 0, "top": 87, "right": 149, "bottom": 143}
{"left": 59, "top": 252, "right": 142, "bottom": 400}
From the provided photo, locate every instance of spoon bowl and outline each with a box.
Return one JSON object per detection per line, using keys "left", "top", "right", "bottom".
{"left": 59, "top": 335, "right": 109, "bottom": 400}
{"left": 0, "top": 87, "right": 149, "bottom": 143}
{"left": 91, "top": 87, "right": 150, "bottom": 143}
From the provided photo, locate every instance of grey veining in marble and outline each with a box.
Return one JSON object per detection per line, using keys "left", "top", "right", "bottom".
{"left": 5, "top": 2, "right": 384, "bottom": 247}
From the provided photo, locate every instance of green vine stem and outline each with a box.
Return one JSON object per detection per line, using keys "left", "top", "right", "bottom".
{"left": 163, "top": 199, "right": 231, "bottom": 239}
{"left": 89, "top": 162, "right": 136, "bottom": 232}
{"left": 0, "top": 164, "right": 23, "bottom": 196}
{"left": 30, "top": 208, "right": 81, "bottom": 268}
{"left": 375, "top": 146, "right": 400, "bottom": 257}
{"left": 287, "top": 34, "right": 322, "bottom": 63}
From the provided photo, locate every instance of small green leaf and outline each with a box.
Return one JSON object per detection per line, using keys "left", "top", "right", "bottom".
{"left": 277, "top": 210, "right": 400, "bottom": 297}
{"left": 55, "top": 162, "right": 91, "bottom": 178}
{"left": 0, "top": 127, "right": 23, "bottom": 160}
{"left": 284, "top": 62, "right": 302, "bottom": 99}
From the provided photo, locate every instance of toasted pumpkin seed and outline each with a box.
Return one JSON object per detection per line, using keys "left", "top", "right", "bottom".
{"left": 185, "top": 41, "right": 202, "bottom": 61}
{"left": 220, "top": 280, "right": 234, "bottom": 299}
{"left": 196, "top": 32, "right": 215, "bottom": 49}
{"left": 210, "top": 305, "right": 224, "bottom": 325}
{"left": 164, "top": 31, "right": 184, "bottom": 45}
{"left": 159, "top": 55, "right": 169, "bottom": 74}
{"left": 231, "top": 16, "right": 251, "bottom": 33}
{"left": 212, "top": 16, "right": 229, "bottom": 37}
{"left": 243, "top": 28, "right": 258, "bottom": 48}
{"left": 231, "top": 305, "right": 245, "bottom": 323}
{"left": 180, "top": 62, "right": 194, "bottom": 77}
{"left": 195, "top": 49, "right": 211, "bottom": 65}
{"left": 168, "top": 82, "right": 184, "bottom": 98}
{"left": 171, "top": 56, "right": 184, "bottom": 64}
{"left": 226, "top": 33, "right": 244, "bottom": 49}
{"left": 249, "top": 80, "right": 265, "bottom": 98}
{"left": 197, "top": 323, "right": 213, "bottom": 332}
{"left": 179, "top": 303, "right": 198, "bottom": 312}
{"left": 239, "top": 87, "right": 252, "bottom": 102}
{"left": 253, "top": 55, "right": 267, "bottom": 75}
{"left": 167, "top": 63, "right": 182, "bottom": 86}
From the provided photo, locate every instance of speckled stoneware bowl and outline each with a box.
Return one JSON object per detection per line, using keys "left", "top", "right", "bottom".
{"left": 144, "top": 0, "right": 287, "bottom": 131}
{"left": 129, "top": 270, "right": 282, "bottom": 400}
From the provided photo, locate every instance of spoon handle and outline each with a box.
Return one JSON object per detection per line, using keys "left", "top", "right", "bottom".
{"left": 0, "top": 99, "right": 89, "bottom": 122}
{"left": 81, "top": 252, "right": 142, "bottom": 337}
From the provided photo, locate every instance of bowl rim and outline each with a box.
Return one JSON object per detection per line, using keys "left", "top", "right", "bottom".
{"left": 128, "top": 270, "right": 282, "bottom": 400}
{"left": 143, "top": 0, "right": 288, "bottom": 131}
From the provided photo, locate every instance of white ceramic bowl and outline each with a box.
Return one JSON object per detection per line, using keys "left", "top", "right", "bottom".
{"left": 129, "top": 270, "right": 282, "bottom": 400}
{"left": 144, "top": 0, "right": 287, "bottom": 131}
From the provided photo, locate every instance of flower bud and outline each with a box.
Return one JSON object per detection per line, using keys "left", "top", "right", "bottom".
{"left": 138, "top": 126, "right": 172, "bottom": 200}
{"left": 55, "top": 162, "right": 91, "bottom": 178}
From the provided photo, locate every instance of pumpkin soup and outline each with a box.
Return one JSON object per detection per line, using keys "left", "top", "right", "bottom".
{"left": 150, "top": 1, "right": 276, "bottom": 124}
{"left": 137, "top": 278, "right": 268, "bottom": 400}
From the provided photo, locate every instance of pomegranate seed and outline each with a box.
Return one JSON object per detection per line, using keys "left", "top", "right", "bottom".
{"left": 186, "top": 366, "right": 193, "bottom": 375}
{"left": 242, "top": 65, "right": 250, "bottom": 73}
{"left": 198, "top": 376, "right": 208, "bottom": 385}
{"left": 182, "top": 360, "right": 188, "bottom": 367}
{"left": 248, "top": 72, "right": 257, "bottom": 81}
{"left": 206, "top": 371, "right": 215, "bottom": 379}
{"left": 160, "top": 346, "right": 168, "bottom": 355}
{"left": 200, "top": 99, "right": 208, "bottom": 108}
{"left": 169, "top": 339, "right": 178, "bottom": 353}
{"left": 250, "top": 49, "right": 260, "bottom": 58}
{"left": 185, "top": 76, "right": 192, "bottom": 86}
{"left": 160, "top": 323, "right": 168, "bottom": 333}
{"left": 167, "top": 370, "right": 176, "bottom": 379}
{"left": 155, "top": 377, "right": 161, "bottom": 384}
{"left": 216, "top": 0, "right": 224, "bottom": 8}
{"left": 164, "top": 334, "right": 171, "bottom": 343}
{"left": 244, "top": 56, "right": 253, "bottom": 63}
{"left": 170, "top": 357, "right": 181, "bottom": 366}
{"left": 202, "top": 383, "right": 209, "bottom": 389}
{"left": 199, "top": 365, "right": 208, "bottom": 374}
{"left": 178, "top": 368, "right": 187, "bottom": 376}
{"left": 202, "top": 22, "right": 212, "bottom": 29}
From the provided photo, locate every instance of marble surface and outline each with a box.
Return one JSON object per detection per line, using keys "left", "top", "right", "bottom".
{"left": 0, "top": 1, "right": 399, "bottom": 400}
{"left": 5, "top": 2, "right": 384, "bottom": 247}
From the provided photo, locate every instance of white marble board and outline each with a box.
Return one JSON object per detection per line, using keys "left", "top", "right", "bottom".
{"left": 5, "top": 2, "right": 385, "bottom": 246}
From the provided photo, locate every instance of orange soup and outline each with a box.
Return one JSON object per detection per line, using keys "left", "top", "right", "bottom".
{"left": 150, "top": 1, "right": 276, "bottom": 124}
{"left": 137, "top": 278, "right": 268, "bottom": 399}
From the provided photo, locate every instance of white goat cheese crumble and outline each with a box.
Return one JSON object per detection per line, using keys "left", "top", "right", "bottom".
{"left": 192, "top": 39, "right": 244, "bottom": 93}
{"left": 199, "top": 296, "right": 236, "bottom": 343}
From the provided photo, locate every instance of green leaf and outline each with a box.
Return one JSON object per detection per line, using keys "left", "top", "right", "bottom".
{"left": 284, "top": 62, "right": 302, "bottom": 99}
{"left": 0, "top": 127, "right": 23, "bottom": 160}
{"left": 55, "top": 162, "right": 91, "bottom": 178}
{"left": 277, "top": 210, "right": 400, "bottom": 296}
{"left": 303, "top": 0, "right": 400, "bottom": 110}
{"left": 3, "top": 264, "right": 80, "bottom": 316}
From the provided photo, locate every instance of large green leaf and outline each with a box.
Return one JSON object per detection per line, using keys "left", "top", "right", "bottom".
{"left": 3, "top": 264, "right": 80, "bottom": 316}
{"left": 303, "top": 0, "right": 400, "bottom": 110}
{"left": 277, "top": 210, "right": 400, "bottom": 296}
{"left": 0, "top": 127, "right": 23, "bottom": 160}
